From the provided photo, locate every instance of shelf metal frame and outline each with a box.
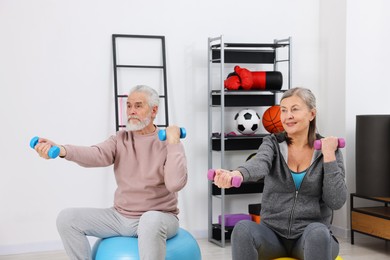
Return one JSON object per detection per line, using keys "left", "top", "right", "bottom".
{"left": 207, "top": 35, "right": 292, "bottom": 247}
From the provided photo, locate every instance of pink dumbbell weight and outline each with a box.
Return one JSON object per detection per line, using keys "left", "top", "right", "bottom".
{"left": 314, "top": 138, "right": 346, "bottom": 150}
{"left": 207, "top": 169, "right": 242, "bottom": 188}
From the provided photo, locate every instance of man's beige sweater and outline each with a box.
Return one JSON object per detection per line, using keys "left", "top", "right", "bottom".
{"left": 63, "top": 129, "right": 187, "bottom": 218}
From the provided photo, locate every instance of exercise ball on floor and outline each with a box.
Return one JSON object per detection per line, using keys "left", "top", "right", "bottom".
{"left": 92, "top": 228, "right": 202, "bottom": 260}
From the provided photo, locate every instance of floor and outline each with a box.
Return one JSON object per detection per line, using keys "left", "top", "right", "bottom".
{"left": 0, "top": 233, "right": 388, "bottom": 260}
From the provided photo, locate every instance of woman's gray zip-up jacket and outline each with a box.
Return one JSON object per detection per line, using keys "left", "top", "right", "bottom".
{"left": 236, "top": 133, "right": 347, "bottom": 239}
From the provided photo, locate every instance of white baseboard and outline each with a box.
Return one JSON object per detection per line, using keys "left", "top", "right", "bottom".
{"left": 187, "top": 229, "right": 208, "bottom": 239}
{"left": 0, "top": 240, "right": 64, "bottom": 255}
{"left": 331, "top": 225, "right": 350, "bottom": 239}
{"left": 0, "top": 237, "right": 98, "bottom": 256}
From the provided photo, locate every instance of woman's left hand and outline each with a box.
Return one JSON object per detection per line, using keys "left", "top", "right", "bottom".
{"left": 320, "top": 136, "right": 338, "bottom": 162}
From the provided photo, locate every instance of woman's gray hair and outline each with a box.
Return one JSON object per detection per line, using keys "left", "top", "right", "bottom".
{"left": 128, "top": 85, "right": 160, "bottom": 108}
{"left": 281, "top": 87, "right": 317, "bottom": 147}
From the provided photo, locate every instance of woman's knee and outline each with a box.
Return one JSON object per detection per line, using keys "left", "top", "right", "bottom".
{"left": 301, "top": 223, "right": 339, "bottom": 259}
{"left": 303, "top": 223, "right": 331, "bottom": 244}
{"left": 231, "top": 220, "right": 255, "bottom": 242}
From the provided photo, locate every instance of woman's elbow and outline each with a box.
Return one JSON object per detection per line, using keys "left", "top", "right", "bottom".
{"left": 328, "top": 191, "right": 347, "bottom": 210}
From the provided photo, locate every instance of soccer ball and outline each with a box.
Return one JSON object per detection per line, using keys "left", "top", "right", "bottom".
{"left": 234, "top": 109, "right": 261, "bottom": 135}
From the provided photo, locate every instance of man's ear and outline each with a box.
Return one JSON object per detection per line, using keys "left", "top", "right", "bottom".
{"left": 151, "top": 106, "right": 158, "bottom": 118}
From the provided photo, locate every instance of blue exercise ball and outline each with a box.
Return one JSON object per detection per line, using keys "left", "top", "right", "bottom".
{"left": 92, "top": 228, "right": 201, "bottom": 260}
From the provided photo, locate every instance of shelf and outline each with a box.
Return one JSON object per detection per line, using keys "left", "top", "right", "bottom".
{"left": 212, "top": 224, "right": 234, "bottom": 241}
{"left": 350, "top": 193, "right": 390, "bottom": 244}
{"left": 353, "top": 207, "right": 390, "bottom": 220}
{"left": 351, "top": 194, "right": 390, "bottom": 203}
{"left": 211, "top": 43, "right": 289, "bottom": 48}
{"left": 212, "top": 181, "right": 264, "bottom": 195}
{"left": 211, "top": 42, "right": 289, "bottom": 64}
{"left": 207, "top": 36, "right": 291, "bottom": 247}
{"left": 211, "top": 90, "right": 280, "bottom": 107}
{"left": 212, "top": 134, "right": 266, "bottom": 151}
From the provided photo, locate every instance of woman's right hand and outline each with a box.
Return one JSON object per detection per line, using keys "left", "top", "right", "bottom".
{"left": 213, "top": 169, "right": 243, "bottom": 189}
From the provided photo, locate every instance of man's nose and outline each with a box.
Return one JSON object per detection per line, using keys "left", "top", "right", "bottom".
{"left": 127, "top": 107, "right": 136, "bottom": 114}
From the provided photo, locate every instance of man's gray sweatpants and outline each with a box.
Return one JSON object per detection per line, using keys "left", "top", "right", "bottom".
{"left": 56, "top": 207, "right": 179, "bottom": 260}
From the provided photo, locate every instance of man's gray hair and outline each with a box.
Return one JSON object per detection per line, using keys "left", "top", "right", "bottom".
{"left": 128, "top": 85, "right": 160, "bottom": 108}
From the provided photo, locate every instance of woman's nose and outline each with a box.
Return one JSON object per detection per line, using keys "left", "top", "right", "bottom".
{"left": 287, "top": 111, "right": 293, "bottom": 118}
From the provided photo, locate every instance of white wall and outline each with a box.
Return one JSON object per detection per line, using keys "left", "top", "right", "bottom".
{"left": 318, "top": 0, "right": 390, "bottom": 238}
{"left": 1, "top": 0, "right": 326, "bottom": 254}
{"left": 318, "top": 0, "right": 348, "bottom": 236}
{"left": 345, "top": 0, "right": 390, "bottom": 230}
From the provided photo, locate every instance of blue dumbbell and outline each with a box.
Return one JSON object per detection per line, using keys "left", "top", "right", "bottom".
{"left": 158, "top": 127, "right": 186, "bottom": 141}
{"left": 30, "top": 136, "right": 60, "bottom": 159}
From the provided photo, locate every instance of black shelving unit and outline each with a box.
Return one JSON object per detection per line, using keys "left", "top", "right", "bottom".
{"left": 207, "top": 35, "right": 291, "bottom": 247}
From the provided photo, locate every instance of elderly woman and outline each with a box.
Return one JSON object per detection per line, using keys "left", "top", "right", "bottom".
{"left": 213, "top": 87, "right": 347, "bottom": 260}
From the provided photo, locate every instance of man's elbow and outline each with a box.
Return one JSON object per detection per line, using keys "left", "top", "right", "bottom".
{"left": 166, "top": 175, "right": 187, "bottom": 192}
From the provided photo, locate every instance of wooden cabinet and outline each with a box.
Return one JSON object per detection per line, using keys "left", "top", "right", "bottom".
{"left": 350, "top": 193, "right": 390, "bottom": 244}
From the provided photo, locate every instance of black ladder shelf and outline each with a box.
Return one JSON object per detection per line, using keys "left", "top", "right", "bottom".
{"left": 112, "top": 34, "right": 169, "bottom": 131}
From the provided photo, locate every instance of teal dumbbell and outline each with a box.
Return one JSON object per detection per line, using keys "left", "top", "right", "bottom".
{"left": 30, "top": 136, "right": 60, "bottom": 159}
{"left": 158, "top": 128, "right": 186, "bottom": 141}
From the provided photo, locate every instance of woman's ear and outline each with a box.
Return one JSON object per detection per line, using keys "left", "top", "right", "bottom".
{"left": 310, "top": 109, "right": 317, "bottom": 121}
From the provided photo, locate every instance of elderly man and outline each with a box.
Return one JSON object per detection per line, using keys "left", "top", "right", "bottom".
{"left": 34, "top": 85, "right": 187, "bottom": 260}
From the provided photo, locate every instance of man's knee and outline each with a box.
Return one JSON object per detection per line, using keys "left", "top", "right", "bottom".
{"left": 138, "top": 211, "right": 172, "bottom": 239}
{"left": 139, "top": 211, "right": 164, "bottom": 229}
{"left": 56, "top": 208, "right": 78, "bottom": 233}
{"left": 138, "top": 211, "right": 179, "bottom": 240}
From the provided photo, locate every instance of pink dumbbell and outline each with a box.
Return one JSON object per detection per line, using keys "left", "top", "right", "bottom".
{"left": 207, "top": 169, "right": 242, "bottom": 188}
{"left": 314, "top": 138, "right": 346, "bottom": 150}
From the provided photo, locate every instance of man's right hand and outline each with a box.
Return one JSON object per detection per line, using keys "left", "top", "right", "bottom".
{"left": 34, "top": 138, "right": 66, "bottom": 159}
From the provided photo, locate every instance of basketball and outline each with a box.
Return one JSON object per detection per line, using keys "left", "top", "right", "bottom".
{"left": 262, "top": 105, "right": 284, "bottom": 134}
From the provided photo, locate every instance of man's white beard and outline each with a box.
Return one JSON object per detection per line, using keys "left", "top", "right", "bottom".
{"left": 126, "top": 114, "right": 152, "bottom": 131}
